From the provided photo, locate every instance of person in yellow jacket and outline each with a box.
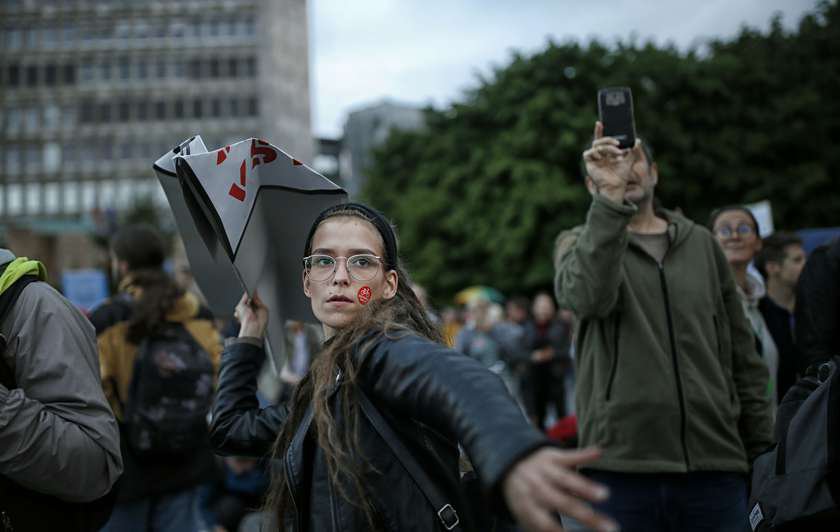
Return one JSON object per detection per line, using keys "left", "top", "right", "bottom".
{"left": 90, "top": 225, "right": 223, "bottom": 532}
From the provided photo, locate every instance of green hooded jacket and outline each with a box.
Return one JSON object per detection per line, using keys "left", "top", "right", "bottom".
{"left": 554, "top": 194, "right": 773, "bottom": 473}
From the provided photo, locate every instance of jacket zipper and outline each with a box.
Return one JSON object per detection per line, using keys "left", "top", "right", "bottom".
{"left": 605, "top": 315, "right": 622, "bottom": 401}
{"left": 658, "top": 262, "right": 691, "bottom": 469}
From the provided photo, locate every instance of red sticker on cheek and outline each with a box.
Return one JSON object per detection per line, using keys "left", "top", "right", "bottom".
{"left": 357, "top": 286, "right": 372, "bottom": 305}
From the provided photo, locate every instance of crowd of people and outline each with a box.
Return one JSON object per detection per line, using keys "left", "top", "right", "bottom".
{"left": 0, "top": 120, "right": 837, "bottom": 532}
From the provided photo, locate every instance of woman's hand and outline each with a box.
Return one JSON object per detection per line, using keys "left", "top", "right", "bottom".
{"left": 502, "top": 446, "right": 618, "bottom": 532}
{"left": 235, "top": 292, "right": 269, "bottom": 339}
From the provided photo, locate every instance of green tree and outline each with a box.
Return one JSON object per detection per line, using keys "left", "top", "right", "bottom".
{"left": 363, "top": 1, "right": 840, "bottom": 303}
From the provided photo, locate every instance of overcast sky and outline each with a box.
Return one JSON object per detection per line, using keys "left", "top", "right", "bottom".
{"left": 308, "top": 0, "right": 820, "bottom": 138}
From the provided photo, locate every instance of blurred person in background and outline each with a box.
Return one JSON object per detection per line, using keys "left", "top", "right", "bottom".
{"left": 92, "top": 224, "right": 223, "bottom": 532}
{"left": 440, "top": 305, "right": 463, "bottom": 347}
{"left": 710, "top": 206, "right": 779, "bottom": 404}
{"left": 455, "top": 297, "right": 519, "bottom": 394}
{"left": 555, "top": 122, "right": 773, "bottom": 532}
{"left": 522, "top": 292, "right": 572, "bottom": 429}
{"left": 755, "top": 232, "right": 807, "bottom": 401}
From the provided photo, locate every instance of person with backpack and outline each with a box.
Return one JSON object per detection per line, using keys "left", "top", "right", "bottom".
{"left": 209, "top": 203, "right": 618, "bottom": 532}
{"left": 92, "top": 225, "right": 223, "bottom": 532}
{"left": 0, "top": 248, "right": 123, "bottom": 531}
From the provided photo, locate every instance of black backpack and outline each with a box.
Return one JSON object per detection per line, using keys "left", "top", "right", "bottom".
{"left": 749, "top": 356, "right": 840, "bottom": 531}
{"left": 122, "top": 323, "right": 214, "bottom": 458}
{"left": 0, "top": 268, "right": 117, "bottom": 532}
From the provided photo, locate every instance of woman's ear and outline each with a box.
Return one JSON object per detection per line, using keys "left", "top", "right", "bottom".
{"left": 302, "top": 270, "right": 312, "bottom": 298}
{"left": 382, "top": 270, "right": 398, "bottom": 300}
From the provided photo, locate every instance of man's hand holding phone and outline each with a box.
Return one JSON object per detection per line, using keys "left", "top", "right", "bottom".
{"left": 583, "top": 121, "right": 636, "bottom": 204}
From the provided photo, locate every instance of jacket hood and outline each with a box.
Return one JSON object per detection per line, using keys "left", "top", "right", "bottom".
{"left": 656, "top": 207, "right": 697, "bottom": 249}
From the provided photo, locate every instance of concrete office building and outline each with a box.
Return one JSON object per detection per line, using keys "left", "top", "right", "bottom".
{"left": 340, "top": 99, "right": 424, "bottom": 197}
{"left": 0, "top": 0, "right": 312, "bottom": 223}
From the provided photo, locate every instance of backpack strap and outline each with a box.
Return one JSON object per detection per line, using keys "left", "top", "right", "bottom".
{"left": 357, "top": 389, "right": 462, "bottom": 531}
{"left": 0, "top": 264, "right": 41, "bottom": 388}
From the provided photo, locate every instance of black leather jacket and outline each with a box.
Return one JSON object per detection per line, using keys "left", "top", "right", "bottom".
{"left": 209, "top": 332, "right": 548, "bottom": 531}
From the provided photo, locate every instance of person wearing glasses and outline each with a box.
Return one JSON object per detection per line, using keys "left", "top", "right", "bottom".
{"left": 209, "top": 203, "right": 618, "bottom": 532}
{"left": 710, "top": 206, "right": 780, "bottom": 406}
{"left": 553, "top": 122, "right": 773, "bottom": 532}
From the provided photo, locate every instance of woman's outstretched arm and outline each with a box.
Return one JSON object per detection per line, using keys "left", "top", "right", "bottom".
{"left": 356, "top": 332, "right": 617, "bottom": 532}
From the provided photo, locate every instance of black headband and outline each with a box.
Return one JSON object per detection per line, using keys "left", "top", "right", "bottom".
{"left": 303, "top": 202, "right": 398, "bottom": 270}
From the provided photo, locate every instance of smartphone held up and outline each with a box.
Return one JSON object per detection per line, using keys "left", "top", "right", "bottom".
{"left": 597, "top": 87, "right": 636, "bottom": 149}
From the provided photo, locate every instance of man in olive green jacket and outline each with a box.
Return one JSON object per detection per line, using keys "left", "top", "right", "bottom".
{"left": 554, "top": 123, "right": 773, "bottom": 532}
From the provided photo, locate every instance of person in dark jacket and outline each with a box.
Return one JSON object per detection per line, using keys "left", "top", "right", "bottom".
{"left": 795, "top": 237, "right": 840, "bottom": 372}
{"left": 92, "top": 225, "right": 223, "bottom": 532}
{"left": 0, "top": 249, "right": 123, "bottom": 530}
{"left": 209, "top": 203, "right": 617, "bottom": 532}
{"left": 754, "top": 232, "right": 807, "bottom": 401}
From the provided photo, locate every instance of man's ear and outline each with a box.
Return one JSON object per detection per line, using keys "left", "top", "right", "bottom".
{"left": 585, "top": 176, "right": 597, "bottom": 195}
{"left": 383, "top": 270, "right": 398, "bottom": 300}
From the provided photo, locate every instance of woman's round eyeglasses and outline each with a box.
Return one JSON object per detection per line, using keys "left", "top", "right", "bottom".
{"left": 302, "top": 254, "right": 383, "bottom": 282}
{"left": 714, "top": 224, "right": 755, "bottom": 239}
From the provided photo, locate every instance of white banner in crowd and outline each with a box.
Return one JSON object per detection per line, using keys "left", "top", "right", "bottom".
{"left": 154, "top": 136, "right": 242, "bottom": 320}
{"left": 170, "top": 137, "right": 347, "bottom": 372}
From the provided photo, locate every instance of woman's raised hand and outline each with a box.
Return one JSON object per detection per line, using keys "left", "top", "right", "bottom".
{"left": 502, "top": 446, "right": 618, "bottom": 532}
{"left": 235, "top": 292, "right": 269, "bottom": 339}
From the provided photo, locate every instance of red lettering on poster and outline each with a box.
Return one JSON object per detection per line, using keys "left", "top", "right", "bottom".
{"left": 251, "top": 139, "right": 277, "bottom": 168}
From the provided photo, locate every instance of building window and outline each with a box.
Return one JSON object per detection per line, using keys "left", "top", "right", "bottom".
{"left": 62, "top": 63, "right": 76, "bottom": 84}
{"left": 188, "top": 58, "right": 201, "bottom": 79}
{"left": 174, "top": 60, "right": 186, "bottom": 78}
{"left": 118, "top": 100, "right": 131, "bottom": 121}
{"left": 244, "top": 57, "right": 256, "bottom": 77}
{"left": 7, "top": 64, "right": 20, "bottom": 87}
{"left": 136, "top": 101, "right": 149, "bottom": 121}
{"left": 137, "top": 59, "right": 148, "bottom": 79}
{"left": 5, "top": 108, "right": 22, "bottom": 133}
{"left": 44, "top": 143, "right": 61, "bottom": 174}
{"left": 155, "top": 100, "right": 167, "bottom": 121}
{"left": 193, "top": 98, "right": 203, "bottom": 119}
{"left": 43, "top": 105, "right": 60, "bottom": 129}
{"left": 119, "top": 57, "right": 130, "bottom": 80}
{"left": 6, "top": 29, "right": 22, "bottom": 50}
{"left": 24, "top": 107, "right": 39, "bottom": 132}
{"left": 155, "top": 59, "right": 167, "bottom": 78}
{"left": 247, "top": 97, "right": 258, "bottom": 117}
{"left": 210, "top": 98, "right": 222, "bottom": 118}
{"left": 100, "top": 61, "right": 112, "bottom": 81}
{"left": 80, "top": 61, "right": 95, "bottom": 82}
{"left": 209, "top": 58, "right": 220, "bottom": 78}
{"left": 99, "top": 102, "right": 112, "bottom": 123}
{"left": 44, "top": 183, "right": 60, "bottom": 214}
{"left": 228, "top": 57, "right": 238, "bottom": 78}
{"left": 80, "top": 101, "right": 95, "bottom": 123}
{"left": 4, "top": 145, "right": 21, "bottom": 175}
{"left": 26, "top": 65, "right": 38, "bottom": 87}
{"left": 44, "top": 64, "right": 58, "bottom": 86}
{"left": 173, "top": 99, "right": 184, "bottom": 119}
{"left": 228, "top": 97, "right": 239, "bottom": 117}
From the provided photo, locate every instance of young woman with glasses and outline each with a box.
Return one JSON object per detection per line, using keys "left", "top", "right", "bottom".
{"left": 209, "top": 203, "right": 616, "bottom": 532}
{"left": 710, "top": 205, "right": 779, "bottom": 405}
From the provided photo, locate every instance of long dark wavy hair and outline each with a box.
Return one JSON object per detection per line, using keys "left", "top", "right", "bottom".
{"left": 110, "top": 224, "right": 183, "bottom": 345}
{"left": 263, "top": 207, "right": 444, "bottom": 529}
